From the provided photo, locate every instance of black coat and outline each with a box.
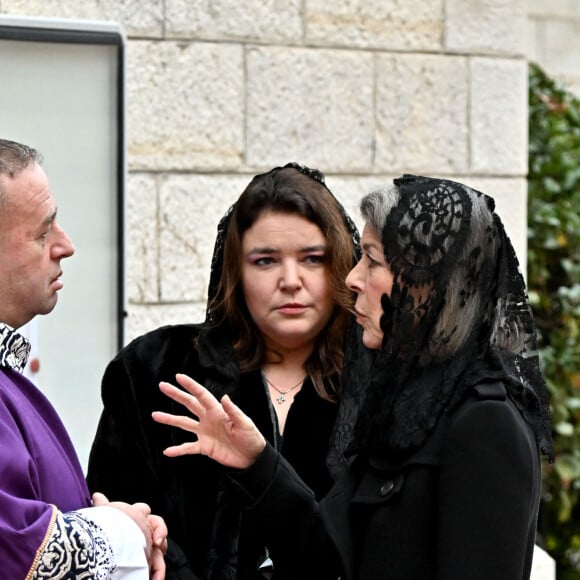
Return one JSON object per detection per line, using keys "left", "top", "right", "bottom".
{"left": 226, "top": 382, "right": 542, "bottom": 580}
{"left": 86, "top": 324, "right": 338, "bottom": 579}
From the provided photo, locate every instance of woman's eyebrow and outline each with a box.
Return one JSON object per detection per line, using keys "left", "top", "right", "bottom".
{"left": 247, "top": 244, "right": 326, "bottom": 254}
{"left": 247, "top": 246, "right": 277, "bottom": 254}
{"left": 300, "top": 244, "right": 326, "bottom": 252}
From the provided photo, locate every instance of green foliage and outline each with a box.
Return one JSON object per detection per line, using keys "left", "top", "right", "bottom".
{"left": 528, "top": 62, "right": 580, "bottom": 577}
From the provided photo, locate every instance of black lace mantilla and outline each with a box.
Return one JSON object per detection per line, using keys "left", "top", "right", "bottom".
{"left": 384, "top": 175, "right": 473, "bottom": 287}
{"left": 328, "top": 174, "right": 554, "bottom": 475}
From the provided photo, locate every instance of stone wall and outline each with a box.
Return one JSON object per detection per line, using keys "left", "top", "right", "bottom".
{"left": 528, "top": 0, "right": 580, "bottom": 96}
{"left": 0, "top": 0, "right": 530, "bottom": 341}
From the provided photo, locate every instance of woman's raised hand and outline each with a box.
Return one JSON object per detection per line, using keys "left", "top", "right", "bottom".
{"left": 152, "top": 373, "right": 266, "bottom": 469}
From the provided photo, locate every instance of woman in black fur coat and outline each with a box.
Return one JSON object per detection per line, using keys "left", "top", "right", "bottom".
{"left": 86, "top": 163, "right": 361, "bottom": 579}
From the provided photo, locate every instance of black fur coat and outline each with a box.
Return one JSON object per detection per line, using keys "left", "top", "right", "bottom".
{"left": 86, "top": 323, "right": 338, "bottom": 579}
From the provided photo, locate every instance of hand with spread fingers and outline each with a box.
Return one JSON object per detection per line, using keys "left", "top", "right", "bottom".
{"left": 152, "top": 373, "right": 266, "bottom": 469}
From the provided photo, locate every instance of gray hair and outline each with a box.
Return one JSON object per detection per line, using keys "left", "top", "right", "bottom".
{"left": 359, "top": 184, "right": 399, "bottom": 237}
{"left": 0, "top": 139, "right": 43, "bottom": 207}
{"left": 431, "top": 190, "right": 498, "bottom": 360}
{"left": 358, "top": 182, "right": 499, "bottom": 362}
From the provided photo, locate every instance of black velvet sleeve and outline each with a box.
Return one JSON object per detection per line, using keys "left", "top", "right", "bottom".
{"left": 225, "top": 443, "right": 343, "bottom": 579}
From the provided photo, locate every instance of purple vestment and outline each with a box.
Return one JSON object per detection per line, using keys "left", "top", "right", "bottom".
{"left": 0, "top": 368, "right": 91, "bottom": 577}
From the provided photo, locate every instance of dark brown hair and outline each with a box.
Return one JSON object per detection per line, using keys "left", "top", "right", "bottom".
{"left": 209, "top": 166, "right": 358, "bottom": 400}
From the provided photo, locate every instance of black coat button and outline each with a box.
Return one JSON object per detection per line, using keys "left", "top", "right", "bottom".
{"left": 379, "top": 480, "right": 395, "bottom": 496}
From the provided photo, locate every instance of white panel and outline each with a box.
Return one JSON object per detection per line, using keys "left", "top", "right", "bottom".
{"left": 0, "top": 19, "right": 124, "bottom": 472}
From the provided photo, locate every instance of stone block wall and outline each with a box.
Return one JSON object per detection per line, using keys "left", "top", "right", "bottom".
{"left": 0, "top": 0, "right": 531, "bottom": 341}
{"left": 528, "top": 0, "right": 580, "bottom": 96}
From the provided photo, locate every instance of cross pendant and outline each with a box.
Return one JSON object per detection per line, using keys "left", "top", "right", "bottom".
{"left": 276, "top": 394, "right": 286, "bottom": 404}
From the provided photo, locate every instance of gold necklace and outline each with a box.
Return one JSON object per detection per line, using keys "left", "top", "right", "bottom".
{"left": 265, "top": 376, "right": 305, "bottom": 404}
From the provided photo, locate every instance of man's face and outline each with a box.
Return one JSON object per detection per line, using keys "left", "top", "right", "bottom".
{"left": 0, "top": 162, "right": 75, "bottom": 329}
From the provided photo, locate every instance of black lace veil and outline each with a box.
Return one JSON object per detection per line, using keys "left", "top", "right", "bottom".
{"left": 327, "top": 174, "right": 553, "bottom": 477}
